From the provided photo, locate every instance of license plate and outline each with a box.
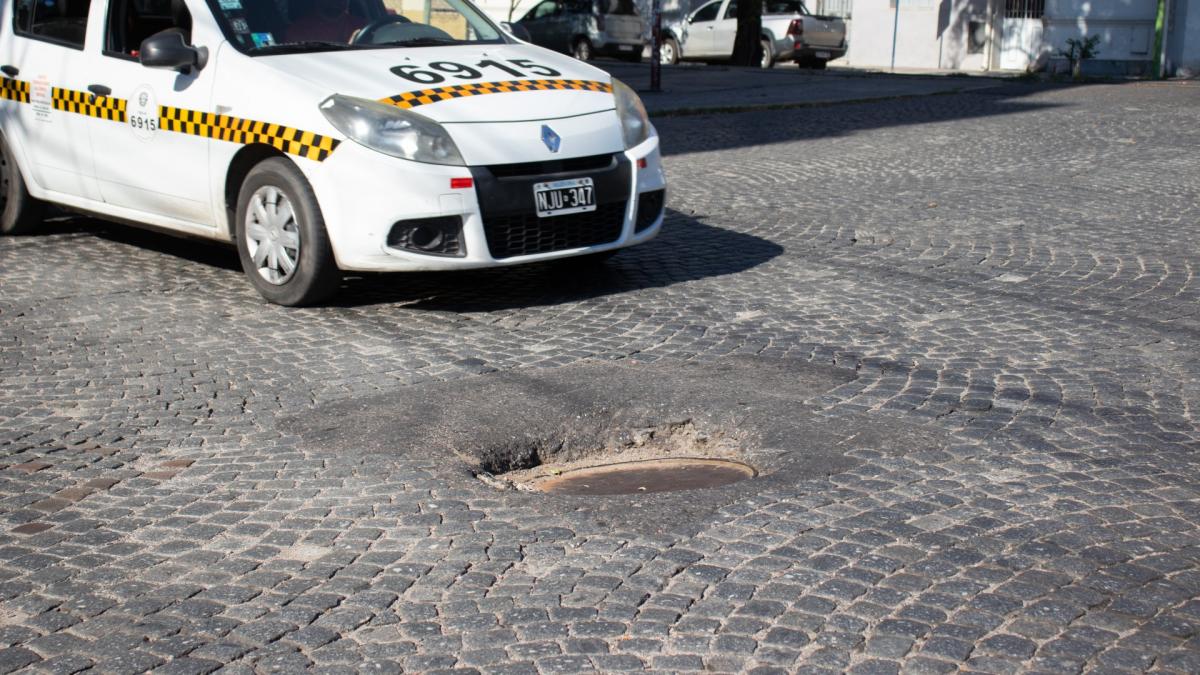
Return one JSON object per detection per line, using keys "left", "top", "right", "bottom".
{"left": 618, "top": 44, "right": 634, "bottom": 51}
{"left": 533, "top": 178, "right": 595, "bottom": 217}
{"left": 815, "top": 51, "right": 831, "bottom": 58}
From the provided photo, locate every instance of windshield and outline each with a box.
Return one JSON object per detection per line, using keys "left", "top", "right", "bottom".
{"left": 209, "top": 0, "right": 506, "bottom": 54}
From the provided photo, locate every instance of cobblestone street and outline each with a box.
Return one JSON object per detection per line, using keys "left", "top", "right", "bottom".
{"left": 2, "top": 80, "right": 1200, "bottom": 674}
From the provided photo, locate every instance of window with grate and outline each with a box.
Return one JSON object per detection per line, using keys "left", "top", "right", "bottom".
{"left": 1005, "top": 0, "right": 1044, "bottom": 19}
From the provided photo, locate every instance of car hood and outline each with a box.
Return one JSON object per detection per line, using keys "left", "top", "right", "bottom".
{"left": 256, "top": 44, "right": 617, "bottom": 124}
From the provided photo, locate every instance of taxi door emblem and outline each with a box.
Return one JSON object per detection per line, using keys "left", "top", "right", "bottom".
{"left": 541, "top": 125, "right": 561, "bottom": 153}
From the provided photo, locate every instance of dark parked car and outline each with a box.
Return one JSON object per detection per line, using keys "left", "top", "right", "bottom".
{"left": 516, "top": 0, "right": 645, "bottom": 61}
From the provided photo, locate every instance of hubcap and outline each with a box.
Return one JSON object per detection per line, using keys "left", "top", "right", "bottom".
{"left": 662, "top": 43, "right": 675, "bottom": 64}
{"left": 244, "top": 186, "right": 301, "bottom": 285}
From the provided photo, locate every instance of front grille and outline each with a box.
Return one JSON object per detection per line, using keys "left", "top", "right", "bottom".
{"left": 485, "top": 201, "right": 627, "bottom": 259}
{"left": 487, "top": 154, "right": 617, "bottom": 179}
{"left": 635, "top": 190, "right": 665, "bottom": 232}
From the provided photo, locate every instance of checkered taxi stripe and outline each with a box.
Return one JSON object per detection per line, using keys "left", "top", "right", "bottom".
{"left": 381, "top": 79, "right": 612, "bottom": 110}
{"left": 159, "top": 107, "right": 340, "bottom": 162}
{"left": 0, "top": 78, "right": 30, "bottom": 104}
{"left": 52, "top": 87, "right": 127, "bottom": 122}
{"left": 0, "top": 76, "right": 337, "bottom": 162}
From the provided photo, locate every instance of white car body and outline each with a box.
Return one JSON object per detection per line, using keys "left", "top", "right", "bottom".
{"left": 0, "top": 0, "right": 665, "bottom": 279}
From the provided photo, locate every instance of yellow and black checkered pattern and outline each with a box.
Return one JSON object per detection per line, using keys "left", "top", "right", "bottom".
{"left": 0, "top": 78, "right": 30, "bottom": 104}
{"left": 381, "top": 79, "right": 612, "bottom": 110}
{"left": 159, "top": 106, "right": 340, "bottom": 162}
{"left": 51, "top": 87, "right": 127, "bottom": 122}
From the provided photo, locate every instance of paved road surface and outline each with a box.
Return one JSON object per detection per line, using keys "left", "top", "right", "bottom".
{"left": 2, "top": 80, "right": 1200, "bottom": 673}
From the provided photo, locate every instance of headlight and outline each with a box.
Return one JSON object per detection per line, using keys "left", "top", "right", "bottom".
{"left": 612, "top": 79, "right": 650, "bottom": 149}
{"left": 320, "top": 94, "right": 464, "bottom": 166}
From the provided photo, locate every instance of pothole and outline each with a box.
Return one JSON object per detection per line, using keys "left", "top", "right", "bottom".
{"left": 474, "top": 420, "right": 760, "bottom": 494}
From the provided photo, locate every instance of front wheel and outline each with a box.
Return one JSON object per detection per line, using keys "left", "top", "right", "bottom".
{"left": 235, "top": 158, "right": 340, "bottom": 306}
{"left": 572, "top": 37, "right": 593, "bottom": 61}
{"left": 0, "top": 134, "right": 45, "bottom": 236}
{"left": 660, "top": 37, "right": 680, "bottom": 65}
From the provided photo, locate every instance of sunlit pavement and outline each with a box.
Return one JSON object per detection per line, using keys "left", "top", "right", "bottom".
{"left": 2, "top": 81, "right": 1200, "bottom": 673}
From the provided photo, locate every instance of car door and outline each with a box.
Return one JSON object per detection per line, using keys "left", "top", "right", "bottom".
{"left": 684, "top": 0, "right": 722, "bottom": 57}
{"left": 1, "top": 0, "right": 103, "bottom": 201}
{"left": 713, "top": 0, "right": 738, "bottom": 57}
{"left": 84, "top": 0, "right": 215, "bottom": 225}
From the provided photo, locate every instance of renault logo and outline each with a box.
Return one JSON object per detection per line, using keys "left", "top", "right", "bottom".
{"left": 541, "top": 125, "right": 561, "bottom": 153}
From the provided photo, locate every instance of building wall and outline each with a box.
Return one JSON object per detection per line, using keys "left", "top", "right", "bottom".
{"left": 1040, "top": 0, "right": 1158, "bottom": 73}
{"left": 845, "top": 0, "right": 988, "bottom": 70}
{"left": 845, "top": 0, "right": 1161, "bottom": 72}
{"left": 1168, "top": 0, "right": 1200, "bottom": 75}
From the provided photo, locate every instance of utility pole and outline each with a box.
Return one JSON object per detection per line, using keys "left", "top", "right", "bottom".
{"left": 650, "top": 0, "right": 662, "bottom": 91}
{"left": 890, "top": 0, "right": 900, "bottom": 71}
{"left": 1153, "top": 0, "right": 1171, "bottom": 78}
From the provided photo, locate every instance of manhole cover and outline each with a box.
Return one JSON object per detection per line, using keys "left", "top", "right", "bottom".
{"left": 534, "top": 458, "right": 757, "bottom": 495}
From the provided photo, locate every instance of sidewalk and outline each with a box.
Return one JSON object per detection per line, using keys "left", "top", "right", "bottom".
{"left": 597, "top": 61, "right": 1006, "bottom": 115}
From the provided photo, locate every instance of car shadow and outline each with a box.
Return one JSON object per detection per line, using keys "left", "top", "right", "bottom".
{"left": 332, "top": 208, "right": 782, "bottom": 311}
{"left": 66, "top": 208, "right": 780, "bottom": 311}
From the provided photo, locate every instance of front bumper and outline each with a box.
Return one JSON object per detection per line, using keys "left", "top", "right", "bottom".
{"left": 302, "top": 132, "right": 666, "bottom": 272}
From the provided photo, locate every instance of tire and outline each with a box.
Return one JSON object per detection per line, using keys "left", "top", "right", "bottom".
{"left": 660, "top": 37, "right": 680, "bottom": 65}
{"left": 235, "top": 157, "right": 340, "bottom": 306}
{"left": 760, "top": 38, "right": 774, "bottom": 69}
{"left": 572, "top": 37, "right": 593, "bottom": 61}
{"left": 0, "top": 133, "right": 45, "bottom": 236}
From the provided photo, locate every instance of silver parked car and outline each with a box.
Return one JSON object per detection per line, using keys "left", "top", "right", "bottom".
{"left": 661, "top": 0, "right": 846, "bottom": 69}
{"left": 516, "top": 0, "right": 645, "bottom": 62}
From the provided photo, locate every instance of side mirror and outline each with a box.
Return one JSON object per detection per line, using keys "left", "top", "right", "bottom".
{"left": 500, "top": 21, "right": 532, "bottom": 41}
{"left": 140, "top": 32, "right": 208, "bottom": 74}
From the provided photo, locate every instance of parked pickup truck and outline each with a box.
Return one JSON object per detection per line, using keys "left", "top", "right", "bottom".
{"left": 661, "top": 0, "right": 847, "bottom": 69}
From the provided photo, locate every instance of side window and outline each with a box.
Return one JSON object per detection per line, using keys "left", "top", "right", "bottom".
{"left": 723, "top": 1, "right": 737, "bottom": 19}
{"left": 532, "top": 1, "right": 561, "bottom": 19}
{"left": 105, "top": 0, "right": 193, "bottom": 58}
{"left": 691, "top": 1, "right": 720, "bottom": 23}
{"left": 13, "top": 0, "right": 92, "bottom": 49}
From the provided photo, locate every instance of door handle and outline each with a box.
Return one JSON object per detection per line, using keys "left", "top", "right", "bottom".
{"left": 0, "top": 65, "right": 18, "bottom": 78}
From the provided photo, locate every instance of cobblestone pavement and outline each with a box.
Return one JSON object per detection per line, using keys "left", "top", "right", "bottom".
{"left": 3, "top": 81, "right": 1200, "bottom": 674}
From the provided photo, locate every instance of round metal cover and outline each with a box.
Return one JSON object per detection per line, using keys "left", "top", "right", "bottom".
{"left": 535, "top": 458, "right": 757, "bottom": 495}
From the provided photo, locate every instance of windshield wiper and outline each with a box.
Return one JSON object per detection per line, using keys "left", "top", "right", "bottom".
{"left": 374, "top": 37, "right": 463, "bottom": 47}
{"left": 248, "top": 40, "right": 355, "bottom": 55}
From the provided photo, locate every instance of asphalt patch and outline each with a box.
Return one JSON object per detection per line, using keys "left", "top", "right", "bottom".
{"left": 287, "top": 357, "right": 956, "bottom": 534}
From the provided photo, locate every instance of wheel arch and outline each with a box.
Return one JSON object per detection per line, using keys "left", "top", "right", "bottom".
{"left": 223, "top": 144, "right": 290, "bottom": 239}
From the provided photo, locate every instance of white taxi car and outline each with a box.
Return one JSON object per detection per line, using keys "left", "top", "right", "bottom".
{"left": 0, "top": 0, "right": 666, "bottom": 305}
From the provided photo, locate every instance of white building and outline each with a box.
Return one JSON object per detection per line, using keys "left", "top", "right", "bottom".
{"left": 844, "top": 0, "right": 1199, "bottom": 76}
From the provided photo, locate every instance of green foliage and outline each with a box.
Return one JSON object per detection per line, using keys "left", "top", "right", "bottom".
{"left": 1059, "top": 34, "right": 1101, "bottom": 79}
{"left": 1059, "top": 35, "right": 1102, "bottom": 63}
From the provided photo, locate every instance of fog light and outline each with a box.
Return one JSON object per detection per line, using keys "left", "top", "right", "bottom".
{"left": 386, "top": 216, "right": 465, "bottom": 257}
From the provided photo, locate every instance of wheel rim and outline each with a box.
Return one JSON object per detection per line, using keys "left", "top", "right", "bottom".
{"left": 575, "top": 41, "right": 589, "bottom": 59}
{"left": 761, "top": 43, "right": 771, "bottom": 68}
{"left": 244, "top": 185, "right": 301, "bottom": 286}
{"left": 662, "top": 42, "right": 675, "bottom": 64}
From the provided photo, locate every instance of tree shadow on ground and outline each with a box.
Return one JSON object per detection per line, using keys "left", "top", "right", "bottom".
{"left": 654, "top": 83, "right": 1076, "bottom": 156}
